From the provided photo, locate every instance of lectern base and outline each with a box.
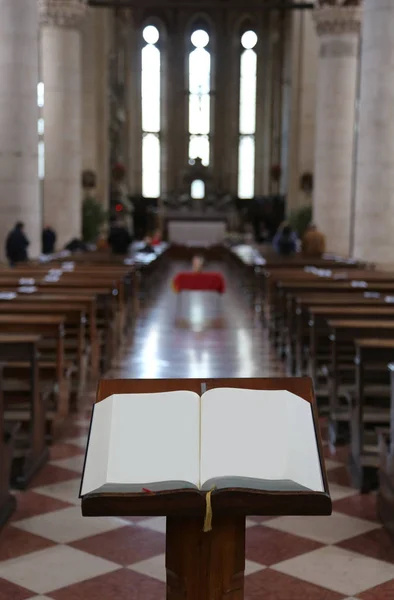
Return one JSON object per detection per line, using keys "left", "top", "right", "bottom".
{"left": 166, "top": 515, "right": 246, "bottom": 600}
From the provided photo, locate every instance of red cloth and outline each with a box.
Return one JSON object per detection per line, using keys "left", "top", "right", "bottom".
{"left": 172, "top": 272, "right": 226, "bottom": 294}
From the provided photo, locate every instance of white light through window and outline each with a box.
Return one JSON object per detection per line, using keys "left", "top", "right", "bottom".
{"left": 238, "top": 30, "right": 258, "bottom": 199}
{"left": 191, "top": 179, "right": 205, "bottom": 199}
{"left": 189, "top": 29, "right": 211, "bottom": 166}
{"left": 142, "top": 25, "right": 161, "bottom": 198}
{"left": 37, "top": 82, "right": 44, "bottom": 108}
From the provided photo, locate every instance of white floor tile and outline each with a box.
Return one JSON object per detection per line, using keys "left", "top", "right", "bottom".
{"left": 0, "top": 545, "right": 119, "bottom": 595}
{"left": 49, "top": 455, "right": 85, "bottom": 473}
{"left": 63, "top": 435, "right": 88, "bottom": 448}
{"left": 245, "top": 560, "right": 266, "bottom": 576}
{"left": 14, "top": 506, "right": 129, "bottom": 544}
{"left": 328, "top": 483, "right": 358, "bottom": 502}
{"left": 33, "top": 478, "right": 82, "bottom": 505}
{"left": 325, "top": 459, "right": 344, "bottom": 471}
{"left": 137, "top": 516, "right": 166, "bottom": 534}
{"left": 264, "top": 511, "right": 379, "bottom": 544}
{"left": 273, "top": 546, "right": 394, "bottom": 596}
{"left": 129, "top": 553, "right": 166, "bottom": 582}
{"left": 246, "top": 518, "right": 260, "bottom": 528}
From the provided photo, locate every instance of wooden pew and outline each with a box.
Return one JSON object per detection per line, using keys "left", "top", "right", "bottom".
{"left": 0, "top": 358, "right": 16, "bottom": 527}
{"left": 349, "top": 339, "right": 394, "bottom": 492}
{"left": 327, "top": 320, "right": 394, "bottom": 447}
{"left": 0, "top": 285, "right": 115, "bottom": 372}
{"left": 0, "top": 293, "right": 100, "bottom": 382}
{"left": 287, "top": 294, "right": 388, "bottom": 376}
{"left": 378, "top": 361, "right": 394, "bottom": 535}
{"left": 0, "top": 334, "right": 48, "bottom": 489}
{"left": 272, "top": 280, "right": 394, "bottom": 358}
{"left": 0, "top": 302, "right": 87, "bottom": 406}
{"left": 308, "top": 306, "right": 394, "bottom": 388}
{"left": 0, "top": 315, "right": 68, "bottom": 440}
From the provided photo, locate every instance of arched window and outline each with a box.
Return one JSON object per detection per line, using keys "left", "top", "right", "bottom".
{"left": 189, "top": 28, "right": 211, "bottom": 166}
{"left": 142, "top": 25, "right": 161, "bottom": 198}
{"left": 238, "top": 30, "right": 258, "bottom": 199}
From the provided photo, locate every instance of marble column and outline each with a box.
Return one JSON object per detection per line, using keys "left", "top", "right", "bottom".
{"left": 313, "top": 2, "right": 361, "bottom": 256}
{"left": 0, "top": 0, "right": 41, "bottom": 260}
{"left": 353, "top": 0, "right": 394, "bottom": 265}
{"left": 39, "top": 0, "right": 87, "bottom": 249}
{"left": 286, "top": 7, "right": 318, "bottom": 214}
{"left": 81, "top": 7, "right": 110, "bottom": 208}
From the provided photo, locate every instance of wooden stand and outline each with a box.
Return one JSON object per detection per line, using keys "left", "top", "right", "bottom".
{"left": 82, "top": 377, "right": 331, "bottom": 600}
{"left": 166, "top": 516, "right": 245, "bottom": 600}
{"left": 0, "top": 362, "right": 16, "bottom": 529}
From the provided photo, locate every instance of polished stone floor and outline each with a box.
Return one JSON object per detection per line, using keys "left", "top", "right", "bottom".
{"left": 0, "top": 262, "right": 393, "bottom": 599}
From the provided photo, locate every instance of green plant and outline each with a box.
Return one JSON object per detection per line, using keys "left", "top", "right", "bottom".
{"left": 289, "top": 205, "right": 313, "bottom": 238}
{"left": 82, "top": 196, "right": 107, "bottom": 243}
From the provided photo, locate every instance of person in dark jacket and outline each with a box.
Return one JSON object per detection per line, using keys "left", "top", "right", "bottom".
{"left": 272, "top": 223, "right": 298, "bottom": 256}
{"left": 42, "top": 225, "right": 57, "bottom": 255}
{"left": 108, "top": 220, "right": 132, "bottom": 255}
{"left": 6, "top": 222, "right": 29, "bottom": 267}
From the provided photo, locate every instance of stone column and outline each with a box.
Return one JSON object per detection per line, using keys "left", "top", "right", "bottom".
{"left": 81, "top": 8, "right": 110, "bottom": 208}
{"left": 286, "top": 7, "right": 318, "bottom": 214}
{"left": 353, "top": 0, "right": 394, "bottom": 265}
{"left": 0, "top": 0, "right": 41, "bottom": 260}
{"left": 39, "top": 0, "right": 87, "bottom": 249}
{"left": 313, "top": 2, "right": 361, "bottom": 256}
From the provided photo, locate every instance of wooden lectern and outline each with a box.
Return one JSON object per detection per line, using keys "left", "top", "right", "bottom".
{"left": 81, "top": 377, "right": 331, "bottom": 600}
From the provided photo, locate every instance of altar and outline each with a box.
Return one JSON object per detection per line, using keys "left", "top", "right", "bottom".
{"left": 168, "top": 217, "right": 227, "bottom": 246}
{"left": 162, "top": 159, "right": 232, "bottom": 246}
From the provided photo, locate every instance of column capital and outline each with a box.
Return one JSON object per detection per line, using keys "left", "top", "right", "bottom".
{"left": 39, "top": 0, "right": 88, "bottom": 29}
{"left": 313, "top": 2, "right": 362, "bottom": 36}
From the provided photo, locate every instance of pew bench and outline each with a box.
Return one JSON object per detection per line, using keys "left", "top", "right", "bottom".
{"left": 0, "top": 315, "right": 69, "bottom": 442}
{"left": 0, "top": 360, "right": 17, "bottom": 527}
{"left": 0, "top": 334, "right": 48, "bottom": 489}
{"left": 348, "top": 339, "right": 394, "bottom": 492}
{"left": 326, "top": 320, "right": 394, "bottom": 447}
{"left": 378, "top": 361, "right": 394, "bottom": 536}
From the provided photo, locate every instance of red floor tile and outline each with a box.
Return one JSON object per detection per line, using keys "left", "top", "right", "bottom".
{"left": 245, "top": 569, "right": 344, "bottom": 600}
{"left": 50, "top": 568, "right": 165, "bottom": 600}
{"left": 70, "top": 525, "right": 165, "bottom": 565}
{"left": 246, "top": 526, "right": 322, "bottom": 566}
{"left": 338, "top": 527, "right": 394, "bottom": 564}
{"left": 0, "top": 525, "right": 55, "bottom": 561}
{"left": 0, "top": 578, "right": 36, "bottom": 600}
{"left": 29, "top": 464, "right": 79, "bottom": 488}
{"left": 11, "top": 491, "right": 73, "bottom": 522}
{"left": 49, "top": 443, "right": 85, "bottom": 461}
{"left": 327, "top": 466, "right": 352, "bottom": 487}
{"left": 359, "top": 578, "right": 394, "bottom": 599}
{"left": 333, "top": 493, "right": 378, "bottom": 523}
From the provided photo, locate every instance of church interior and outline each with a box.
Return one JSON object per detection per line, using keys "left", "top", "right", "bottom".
{"left": 1, "top": 0, "right": 394, "bottom": 598}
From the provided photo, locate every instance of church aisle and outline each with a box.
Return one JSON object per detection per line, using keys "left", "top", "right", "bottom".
{"left": 0, "top": 263, "right": 392, "bottom": 599}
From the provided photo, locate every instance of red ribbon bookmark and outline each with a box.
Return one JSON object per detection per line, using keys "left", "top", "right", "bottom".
{"left": 143, "top": 488, "right": 153, "bottom": 494}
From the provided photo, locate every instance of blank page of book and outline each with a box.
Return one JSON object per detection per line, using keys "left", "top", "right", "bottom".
{"left": 200, "top": 388, "right": 324, "bottom": 492}
{"left": 81, "top": 391, "right": 201, "bottom": 495}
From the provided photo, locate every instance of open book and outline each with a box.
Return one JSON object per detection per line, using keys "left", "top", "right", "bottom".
{"left": 80, "top": 388, "right": 324, "bottom": 497}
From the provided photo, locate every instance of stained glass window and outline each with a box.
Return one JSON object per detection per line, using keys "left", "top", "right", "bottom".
{"left": 142, "top": 25, "right": 161, "bottom": 198}
{"left": 189, "top": 29, "right": 211, "bottom": 166}
{"left": 238, "top": 31, "right": 258, "bottom": 199}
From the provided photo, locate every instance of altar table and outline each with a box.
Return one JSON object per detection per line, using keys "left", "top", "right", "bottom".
{"left": 172, "top": 272, "right": 226, "bottom": 294}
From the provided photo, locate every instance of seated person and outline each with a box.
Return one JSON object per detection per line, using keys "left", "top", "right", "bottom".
{"left": 151, "top": 228, "right": 162, "bottom": 246}
{"left": 108, "top": 220, "right": 132, "bottom": 255}
{"left": 302, "top": 224, "right": 326, "bottom": 258}
{"left": 192, "top": 255, "right": 204, "bottom": 272}
{"left": 139, "top": 235, "right": 155, "bottom": 253}
{"left": 272, "top": 223, "right": 298, "bottom": 256}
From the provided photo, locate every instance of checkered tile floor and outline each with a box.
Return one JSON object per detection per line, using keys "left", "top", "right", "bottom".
{"left": 0, "top": 414, "right": 393, "bottom": 599}
{"left": 1, "top": 274, "right": 393, "bottom": 599}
